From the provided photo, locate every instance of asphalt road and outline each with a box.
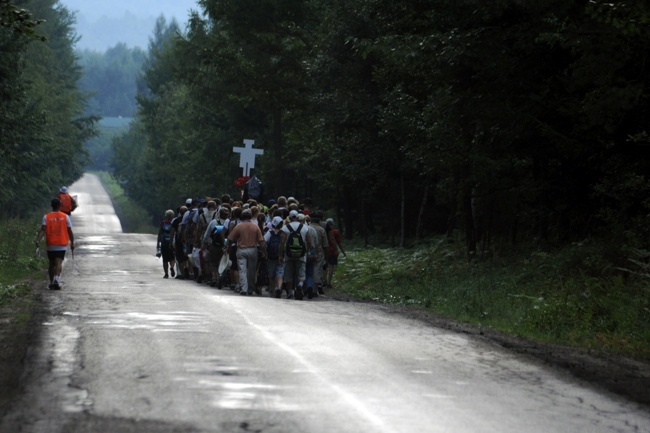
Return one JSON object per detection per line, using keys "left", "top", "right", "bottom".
{"left": 1, "top": 173, "right": 649, "bottom": 433}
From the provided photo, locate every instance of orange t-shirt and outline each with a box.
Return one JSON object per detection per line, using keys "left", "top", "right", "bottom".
{"left": 45, "top": 212, "right": 70, "bottom": 247}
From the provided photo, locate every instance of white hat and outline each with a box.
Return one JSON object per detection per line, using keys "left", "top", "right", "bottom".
{"left": 326, "top": 218, "right": 334, "bottom": 225}
{"left": 289, "top": 210, "right": 299, "bottom": 219}
{"left": 186, "top": 198, "right": 192, "bottom": 205}
{"left": 271, "top": 216, "right": 283, "bottom": 228}
{"left": 60, "top": 186, "right": 68, "bottom": 193}
{"left": 297, "top": 213, "right": 306, "bottom": 221}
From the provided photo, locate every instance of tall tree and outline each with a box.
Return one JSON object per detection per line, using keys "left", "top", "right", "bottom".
{"left": 0, "top": 0, "right": 95, "bottom": 215}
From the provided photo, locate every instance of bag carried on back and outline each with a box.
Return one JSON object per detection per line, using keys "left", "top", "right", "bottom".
{"left": 185, "top": 209, "right": 198, "bottom": 243}
{"left": 210, "top": 224, "right": 225, "bottom": 247}
{"left": 286, "top": 224, "right": 306, "bottom": 259}
{"left": 247, "top": 175, "right": 262, "bottom": 200}
{"left": 266, "top": 231, "right": 281, "bottom": 260}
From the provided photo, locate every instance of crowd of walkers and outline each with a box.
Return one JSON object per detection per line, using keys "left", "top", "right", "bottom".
{"left": 156, "top": 194, "right": 346, "bottom": 299}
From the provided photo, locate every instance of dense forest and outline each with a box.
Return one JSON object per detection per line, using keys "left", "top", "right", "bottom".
{"left": 77, "top": 43, "right": 147, "bottom": 118}
{"left": 111, "top": 0, "right": 649, "bottom": 257}
{"left": 2, "top": 0, "right": 649, "bottom": 258}
{"left": 76, "top": 44, "right": 147, "bottom": 170}
{"left": 0, "top": 0, "right": 96, "bottom": 215}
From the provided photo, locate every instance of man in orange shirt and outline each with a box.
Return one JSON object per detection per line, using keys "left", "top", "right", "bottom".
{"left": 35, "top": 198, "right": 75, "bottom": 290}
{"left": 57, "top": 186, "right": 78, "bottom": 216}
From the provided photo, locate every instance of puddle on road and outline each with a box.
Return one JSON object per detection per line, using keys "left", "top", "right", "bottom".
{"left": 74, "top": 235, "right": 122, "bottom": 257}
{"left": 41, "top": 320, "right": 93, "bottom": 413}
{"left": 63, "top": 311, "right": 210, "bottom": 333}
{"left": 178, "top": 357, "right": 299, "bottom": 412}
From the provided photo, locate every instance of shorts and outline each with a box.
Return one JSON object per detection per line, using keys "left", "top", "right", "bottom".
{"left": 161, "top": 242, "right": 175, "bottom": 262}
{"left": 284, "top": 258, "right": 306, "bottom": 283}
{"left": 208, "top": 245, "right": 223, "bottom": 268}
{"left": 267, "top": 260, "right": 285, "bottom": 279}
{"left": 47, "top": 250, "right": 66, "bottom": 260}
{"left": 175, "top": 240, "right": 187, "bottom": 261}
{"left": 328, "top": 254, "right": 339, "bottom": 265}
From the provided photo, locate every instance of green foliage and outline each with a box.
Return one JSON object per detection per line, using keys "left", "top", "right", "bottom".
{"left": 0, "top": 0, "right": 96, "bottom": 217}
{"left": 108, "top": 0, "right": 650, "bottom": 255}
{"left": 77, "top": 43, "right": 147, "bottom": 117}
{"left": 0, "top": 217, "right": 43, "bottom": 305}
{"left": 84, "top": 118, "right": 133, "bottom": 171}
{"left": 338, "top": 238, "right": 650, "bottom": 359}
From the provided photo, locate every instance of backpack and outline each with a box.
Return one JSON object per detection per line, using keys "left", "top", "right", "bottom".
{"left": 210, "top": 224, "right": 225, "bottom": 247}
{"left": 225, "top": 219, "right": 238, "bottom": 237}
{"left": 160, "top": 220, "right": 173, "bottom": 243}
{"left": 185, "top": 209, "right": 198, "bottom": 243}
{"left": 197, "top": 211, "right": 215, "bottom": 242}
{"left": 58, "top": 193, "right": 73, "bottom": 214}
{"left": 247, "top": 175, "right": 262, "bottom": 200}
{"left": 266, "top": 231, "right": 281, "bottom": 260}
{"left": 286, "top": 223, "right": 306, "bottom": 259}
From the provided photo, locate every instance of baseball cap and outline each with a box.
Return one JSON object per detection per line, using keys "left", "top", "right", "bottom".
{"left": 326, "top": 218, "right": 334, "bottom": 225}
{"left": 185, "top": 198, "right": 192, "bottom": 205}
{"left": 297, "top": 213, "right": 306, "bottom": 221}
{"left": 271, "top": 216, "right": 283, "bottom": 228}
{"left": 289, "top": 210, "right": 299, "bottom": 219}
{"left": 60, "top": 186, "right": 68, "bottom": 193}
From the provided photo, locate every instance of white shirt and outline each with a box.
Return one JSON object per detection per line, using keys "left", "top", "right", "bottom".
{"left": 281, "top": 221, "right": 311, "bottom": 262}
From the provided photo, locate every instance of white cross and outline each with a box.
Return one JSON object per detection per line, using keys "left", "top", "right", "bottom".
{"left": 233, "top": 139, "right": 264, "bottom": 177}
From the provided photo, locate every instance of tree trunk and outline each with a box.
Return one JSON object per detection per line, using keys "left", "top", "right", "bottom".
{"left": 416, "top": 178, "right": 430, "bottom": 240}
{"left": 400, "top": 173, "right": 405, "bottom": 248}
{"left": 464, "top": 185, "right": 477, "bottom": 261}
{"left": 446, "top": 172, "right": 459, "bottom": 240}
{"left": 343, "top": 184, "right": 354, "bottom": 240}
{"left": 361, "top": 199, "right": 369, "bottom": 247}
{"left": 272, "top": 106, "right": 284, "bottom": 194}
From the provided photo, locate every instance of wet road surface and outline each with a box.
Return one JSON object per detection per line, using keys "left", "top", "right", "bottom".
{"left": 1, "top": 173, "right": 649, "bottom": 433}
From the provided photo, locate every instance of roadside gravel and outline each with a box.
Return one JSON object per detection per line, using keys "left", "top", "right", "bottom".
{"left": 327, "top": 289, "right": 650, "bottom": 409}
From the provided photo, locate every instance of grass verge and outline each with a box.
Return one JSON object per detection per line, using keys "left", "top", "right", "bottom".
{"left": 0, "top": 217, "right": 47, "bottom": 415}
{"left": 0, "top": 218, "right": 44, "bottom": 304}
{"left": 335, "top": 237, "right": 650, "bottom": 360}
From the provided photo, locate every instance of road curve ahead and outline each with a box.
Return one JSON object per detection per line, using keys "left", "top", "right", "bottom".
{"left": 1, "top": 173, "right": 648, "bottom": 433}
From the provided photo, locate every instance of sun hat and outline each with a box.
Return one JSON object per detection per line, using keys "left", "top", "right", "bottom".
{"left": 60, "top": 186, "right": 68, "bottom": 193}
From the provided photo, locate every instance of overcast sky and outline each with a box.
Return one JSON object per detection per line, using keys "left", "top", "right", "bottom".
{"left": 58, "top": 0, "right": 199, "bottom": 51}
